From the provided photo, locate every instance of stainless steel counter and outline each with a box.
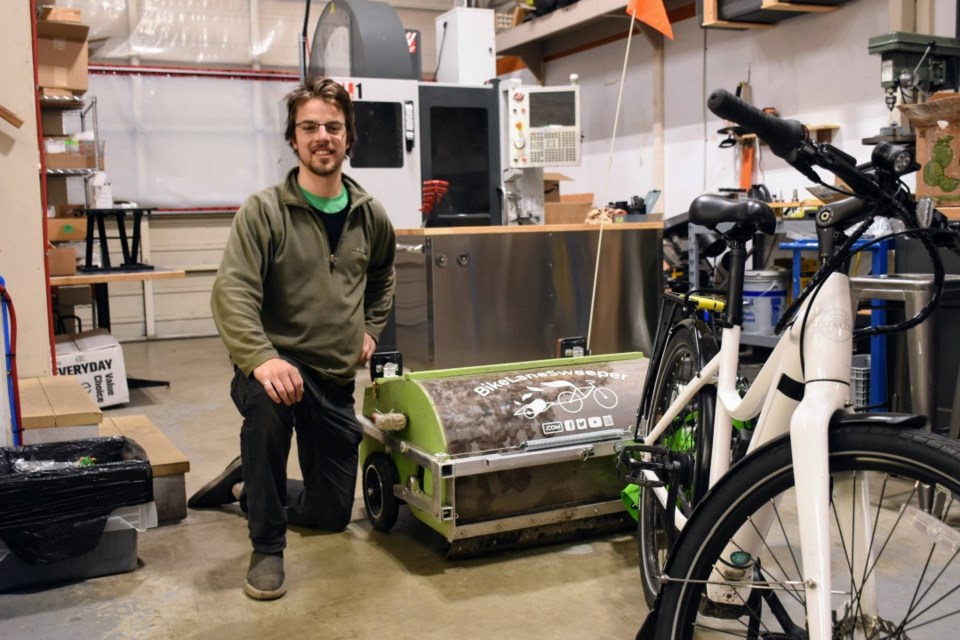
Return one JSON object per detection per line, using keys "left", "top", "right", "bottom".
{"left": 393, "top": 223, "right": 662, "bottom": 371}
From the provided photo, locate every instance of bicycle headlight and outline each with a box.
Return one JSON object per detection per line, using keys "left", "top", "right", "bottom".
{"left": 872, "top": 141, "right": 915, "bottom": 176}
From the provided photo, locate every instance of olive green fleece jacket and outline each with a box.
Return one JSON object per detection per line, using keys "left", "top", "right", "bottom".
{"left": 211, "top": 168, "right": 396, "bottom": 385}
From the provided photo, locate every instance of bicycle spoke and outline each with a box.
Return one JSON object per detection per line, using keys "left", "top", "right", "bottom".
{"left": 656, "top": 432, "right": 960, "bottom": 639}
{"left": 763, "top": 498, "right": 805, "bottom": 608}
{"left": 902, "top": 556, "right": 960, "bottom": 632}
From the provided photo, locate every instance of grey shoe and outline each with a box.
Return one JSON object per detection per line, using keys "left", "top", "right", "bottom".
{"left": 188, "top": 455, "right": 242, "bottom": 509}
{"left": 243, "top": 551, "right": 286, "bottom": 601}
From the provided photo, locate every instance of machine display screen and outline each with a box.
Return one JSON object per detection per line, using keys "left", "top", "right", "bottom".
{"left": 350, "top": 101, "right": 403, "bottom": 168}
{"left": 428, "top": 106, "right": 490, "bottom": 214}
{"left": 529, "top": 91, "right": 576, "bottom": 128}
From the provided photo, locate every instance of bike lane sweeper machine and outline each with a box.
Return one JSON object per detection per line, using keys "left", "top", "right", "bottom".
{"left": 359, "top": 352, "right": 647, "bottom": 557}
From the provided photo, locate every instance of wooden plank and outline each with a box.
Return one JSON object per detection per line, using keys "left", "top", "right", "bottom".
{"left": 49, "top": 267, "right": 186, "bottom": 287}
{"left": 702, "top": 0, "right": 773, "bottom": 29}
{"left": 40, "top": 375, "right": 101, "bottom": 427}
{"left": 761, "top": 0, "right": 837, "bottom": 12}
{"left": 110, "top": 415, "right": 190, "bottom": 476}
{"left": 19, "top": 375, "right": 101, "bottom": 430}
{"left": 18, "top": 378, "right": 54, "bottom": 429}
{"left": 98, "top": 418, "right": 123, "bottom": 438}
{"left": 701, "top": 18, "right": 773, "bottom": 29}
{"left": 0, "top": 104, "right": 24, "bottom": 129}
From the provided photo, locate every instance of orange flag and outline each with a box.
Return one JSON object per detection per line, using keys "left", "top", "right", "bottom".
{"left": 626, "top": 0, "right": 674, "bottom": 40}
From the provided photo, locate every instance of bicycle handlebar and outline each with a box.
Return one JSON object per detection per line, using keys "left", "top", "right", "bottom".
{"left": 708, "top": 88, "right": 888, "bottom": 199}
{"left": 707, "top": 89, "right": 807, "bottom": 161}
{"left": 705, "top": 87, "right": 953, "bottom": 339}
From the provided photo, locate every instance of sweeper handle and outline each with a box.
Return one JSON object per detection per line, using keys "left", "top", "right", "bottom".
{"left": 707, "top": 88, "right": 807, "bottom": 162}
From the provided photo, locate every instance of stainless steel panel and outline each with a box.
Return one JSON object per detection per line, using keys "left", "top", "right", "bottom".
{"left": 394, "top": 248, "right": 430, "bottom": 369}
{"left": 395, "top": 228, "right": 661, "bottom": 370}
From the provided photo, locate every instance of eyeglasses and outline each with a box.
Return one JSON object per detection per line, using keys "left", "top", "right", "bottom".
{"left": 295, "top": 121, "right": 346, "bottom": 137}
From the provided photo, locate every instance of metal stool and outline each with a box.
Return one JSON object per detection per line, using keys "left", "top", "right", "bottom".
{"left": 850, "top": 274, "right": 960, "bottom": 431}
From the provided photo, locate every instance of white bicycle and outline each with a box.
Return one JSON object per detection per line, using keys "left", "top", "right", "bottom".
{"left": 620, "top": 88, "right": 960, "bottom": 639}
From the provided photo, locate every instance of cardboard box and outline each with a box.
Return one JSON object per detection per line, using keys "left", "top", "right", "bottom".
{"left": 44, "top": 136, "right": 104, "bottom": 171}
{"left": 54, "top": 204, "right": 85, "bottom": 218}
{"left": 55, "top": 330, "right": 129, "bottom": 408}
{"left": 47, "top": 245, "right": 77, "bottom": 276}
{"left": 36, "top": 20, "right": 89, "bottom": 95}
{"left": 545, "top": 201, "right": 593, "bottom": 225}
{"left": 88, "top": 172, "right": 113, "bottom": 208}
{"left": 544, "top": 172, "right": 573, "bottom": 203}
{"left": 900, "top": 94, "right": 960, "bottom": 206}
{"left": 47, "top": 216, "right": 87, "bottom": 242}
{"left": 40, "top": 6, "right": 83, "bottom": 23}
{"left": 561, "top": 192, "right": 594, "bottom": 204}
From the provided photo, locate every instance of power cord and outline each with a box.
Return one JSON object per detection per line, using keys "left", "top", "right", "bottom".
{"left": 433, "top": 22, "right": 447, "bottom": 80}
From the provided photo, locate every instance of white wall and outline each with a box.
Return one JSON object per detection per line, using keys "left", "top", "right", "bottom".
{"left": 543, "top": 0, "right": 932, "bottom": 217}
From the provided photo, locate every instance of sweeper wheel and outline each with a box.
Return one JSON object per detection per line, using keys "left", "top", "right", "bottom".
{"left": 363, "top": 451, "right": 400, "bottom": 532}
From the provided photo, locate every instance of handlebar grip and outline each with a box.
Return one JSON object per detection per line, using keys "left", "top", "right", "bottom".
{"left": 707, "top": 89, "right": 807, "bottom": 160}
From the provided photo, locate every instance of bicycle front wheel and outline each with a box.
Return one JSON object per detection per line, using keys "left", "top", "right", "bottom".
{"left": 650, "top": 424, "right": 960, "bottom": 640}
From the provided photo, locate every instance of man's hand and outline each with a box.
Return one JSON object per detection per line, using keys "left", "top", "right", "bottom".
{"left": 357, "top": 333, "right": 376, "bottom": 366}
{"left": 253, "top": 358, "right": 304, "bottom": 406}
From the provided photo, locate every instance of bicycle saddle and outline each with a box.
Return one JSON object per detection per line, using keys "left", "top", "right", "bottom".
{"left": 688, "top": 194, "right": 777, "bottom": 236}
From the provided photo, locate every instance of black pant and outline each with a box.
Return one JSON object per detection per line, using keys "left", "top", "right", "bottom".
{"left": 230, "top": 359, "right": 361, "bottom": 553}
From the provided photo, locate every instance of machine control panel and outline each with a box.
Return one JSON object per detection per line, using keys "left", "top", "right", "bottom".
{"left": 506, "top": 86, "right": 581, "bottom": 168}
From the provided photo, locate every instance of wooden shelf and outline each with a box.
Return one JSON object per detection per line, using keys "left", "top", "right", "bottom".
{"left": 495, "top": 0, "right": 631, "bottom": 81}
{"left": 702, "top": 0, "right": 844, "bottom": 30}
{"left": 736, "top": 123, "right": 839, "bottom": 144}
{"left": 806, "top": 123, "right": 840, "bottom": 143}
{"left": 761, "top": 0, "right": 837, "bottom": 12}
{"left": 768, "top": 200, "right": 822, "bottom": 210}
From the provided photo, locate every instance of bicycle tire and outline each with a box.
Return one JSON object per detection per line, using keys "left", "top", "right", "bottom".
{"left": 638, "top": 320, "right": 718, "bottom": 608}
{"left": 647, "top": 423, "right": 960, "bottom": 640}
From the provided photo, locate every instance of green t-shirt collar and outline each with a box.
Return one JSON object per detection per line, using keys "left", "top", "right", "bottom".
{"left": 299, "top": 184, "right": 348, "bottom": 214}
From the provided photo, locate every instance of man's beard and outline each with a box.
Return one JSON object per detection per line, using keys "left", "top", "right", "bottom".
{"left": 301, "top": 145, "right": 342, "bottom": 178}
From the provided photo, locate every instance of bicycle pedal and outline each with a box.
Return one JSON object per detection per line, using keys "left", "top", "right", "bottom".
{"left": 623, "top": 472, "right": 667, "bottom": 489}
{"left": 618, "top": 444, "right": 686, "bottom": 486}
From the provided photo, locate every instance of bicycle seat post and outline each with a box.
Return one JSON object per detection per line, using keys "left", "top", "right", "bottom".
{"left": 723, "top": 234, "right": 750, "bottom": 329}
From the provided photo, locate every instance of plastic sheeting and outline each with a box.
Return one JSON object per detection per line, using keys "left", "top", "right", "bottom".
{"left": 90, "top": 73, "right": 295, "bottom": 206}
{"left": 54, "top": 0, "right": 318, "bottom": 67}
{"left": 53, "top": 0, "right": 445, "bottom": 207}
{"left": 0, "top": 437, "right": 152, "bottom": 564}
{"left": 58, "top": 0, "right": 445, "bottom": 68}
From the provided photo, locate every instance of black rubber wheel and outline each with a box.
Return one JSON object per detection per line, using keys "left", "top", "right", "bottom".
{"left": 362, "top": 451, "right": 400, "bottom": 532}
{"left": 638, "top": 321, "right": 717, "bottom": 609}
{"left": 650, "top": 425, "right": 960, "bottom": 639}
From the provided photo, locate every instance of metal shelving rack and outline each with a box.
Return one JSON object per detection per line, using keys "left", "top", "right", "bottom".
{"left": 40, "top": 94, "right": 100, "bottom": 205}
{"left": 688, "top": 217, "right": 815, "bottom": 348}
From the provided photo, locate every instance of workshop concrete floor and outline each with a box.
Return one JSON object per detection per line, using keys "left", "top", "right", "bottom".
{"left": 0, "top": 337, "right": 647, "bottom": 640}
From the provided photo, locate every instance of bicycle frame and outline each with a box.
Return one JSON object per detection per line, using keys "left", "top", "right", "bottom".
{"left": 641, "top": 270, "right": 867, "bottom": 640}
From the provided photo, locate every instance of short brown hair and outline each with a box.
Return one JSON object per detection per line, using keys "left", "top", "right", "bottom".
{"left": 284, "top": 76, "right": 356, "bottom": 156}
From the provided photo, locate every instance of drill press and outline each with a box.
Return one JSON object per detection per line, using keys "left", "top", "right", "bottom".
{"left": 865, "top": 31, "right": 960, "bottom": 145}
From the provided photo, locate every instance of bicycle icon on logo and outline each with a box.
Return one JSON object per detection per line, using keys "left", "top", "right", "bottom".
{"left": 555, "top": 379, "right": 619, "bottom": 413}
{"left": 512, "top": 379, "right": 619, "bottom": 419}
